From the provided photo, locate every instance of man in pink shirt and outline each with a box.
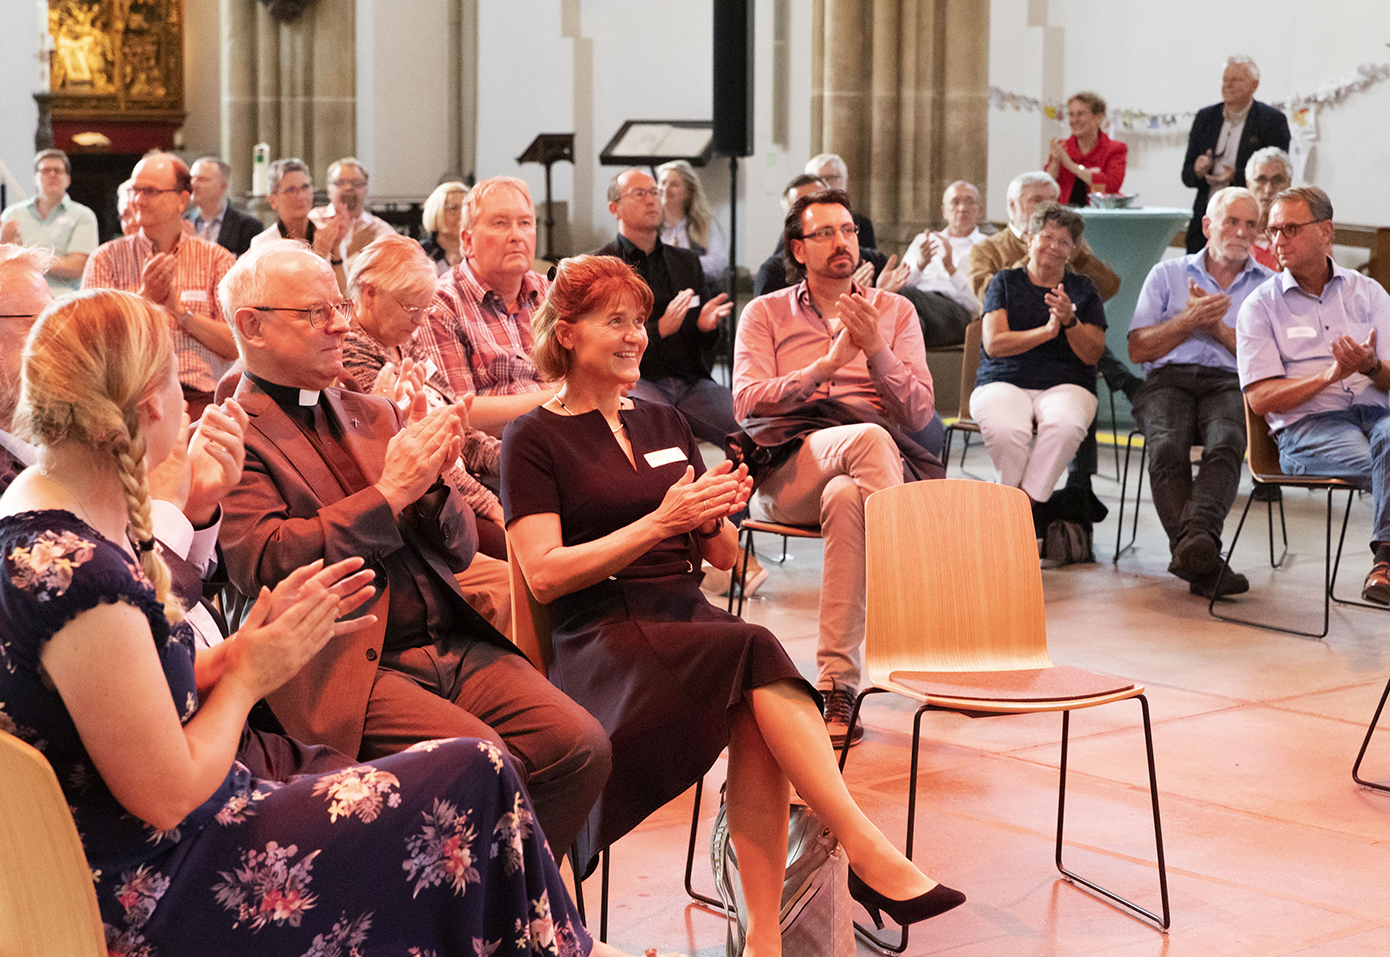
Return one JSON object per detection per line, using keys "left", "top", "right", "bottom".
{"left": 733, "top": 189, "right": 942, "bottom": 746}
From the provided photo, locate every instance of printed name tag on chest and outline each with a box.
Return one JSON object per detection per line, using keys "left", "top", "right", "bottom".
{"left": 179, "top": 289, "right": 209, "bottom": 303}
{"left": 1285, "top": 326, "right": 1318, "bottom": 339}
{"left": 644, "top": 447, "right": 686, "bottom": 468}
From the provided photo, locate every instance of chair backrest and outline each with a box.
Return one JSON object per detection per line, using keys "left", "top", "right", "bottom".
{"left": 505, "top": 533, "right": 554, "bottom": 676}
{"left": 0, "top": 731, "right": 107, "bottom": 957}
{"left": 863, "top": 480, "right": 1053, "bottom": 682}
{"left": 958, "top": 320, "right": 983, "bottom": 419}
{"left": 1243, "top": 397, "right": 1284, "bottom": 480}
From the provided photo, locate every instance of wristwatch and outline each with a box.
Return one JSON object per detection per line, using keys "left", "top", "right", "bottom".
{"left": 1060, "top": 314, "right": 1078, "bottom": 329}
{"left": 696, "top": 516, "right": 726, "bottom": 539}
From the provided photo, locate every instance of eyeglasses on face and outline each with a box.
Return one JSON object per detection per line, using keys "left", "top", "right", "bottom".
{"left": 388, "top": 292, "right": 428, "bottom": 317}
{"left": 800, "top": 223, "right": 859, "bottom": 242}
{"left": 130, "top": 186, "right": 180, "bottom": 199}
{"left": 622, "top": 187, "right": 660, "bottom": 201}
{"left": 332, "top": 178, "right": 367, "bottom": 189}
{"left": 276, "top": 183, "right": 315, "bottom": 196}
{"left": 1266, "top": 220, "right": 1325, "bottom": 240}
{"left": 251, "top": 299, "right": 354, "bottom": 328}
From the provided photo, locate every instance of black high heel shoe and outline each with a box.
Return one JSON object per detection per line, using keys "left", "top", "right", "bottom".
{"left": 847, "top": 868, "right": 966, "bottom": 929}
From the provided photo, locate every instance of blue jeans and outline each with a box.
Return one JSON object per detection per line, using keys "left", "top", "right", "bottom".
{"left": 1275, "top": 405, "right": 1390, "bottom": 547}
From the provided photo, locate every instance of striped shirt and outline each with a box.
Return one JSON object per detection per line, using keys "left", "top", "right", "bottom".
{"left": 340, "top": 321, "right": 503, "bottom": 519}
{"left": 81, "top": 232, "right": 237, "bottom": 393}
{"left": 414, "top": 260, "right": 551, "bottom": 399}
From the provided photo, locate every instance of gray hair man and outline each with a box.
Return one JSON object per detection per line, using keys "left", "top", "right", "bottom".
{"left": 1238, "top": 187, "right": 1390, "bottom": 605}
{"left": 1181, "top": 56, "right": 1291, "bottom": 253}
{"left": 1129, "top": 186, "right": 1272, "bottom": 597}
{"left": 899, "top": 180, "right": 987, "bottom": 347}
{"left": 186, "top": 156, "right": 263, "bottom": 256}
{"left": 308, "top": 157, "right": 393, "bottom": 278}
{"left": 1244, "top": 146, "right": 1293, "bottom": 270}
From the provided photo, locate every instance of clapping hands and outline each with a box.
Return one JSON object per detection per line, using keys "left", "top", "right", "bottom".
{"left": 652, "top": 460, "right": 753, "bottom": 537}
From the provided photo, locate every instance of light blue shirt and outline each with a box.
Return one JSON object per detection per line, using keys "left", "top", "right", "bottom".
{"left": 1129, "top": 250, "right": 1273, "bottom": 374}
{"left": 1236, "top": 259, "right": 1390, "bottom": 431}
{"left": 0, "top": 193, "right": 99, "bottom": 294}
{"left": 185, "top": 199, "right": 226, "bottom": 247}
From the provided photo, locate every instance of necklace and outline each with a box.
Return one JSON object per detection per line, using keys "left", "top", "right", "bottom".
{"left": 555, "top": 393, "right": 625, "bottom": 433}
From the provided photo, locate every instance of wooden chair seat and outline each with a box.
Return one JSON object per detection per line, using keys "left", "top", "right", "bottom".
{"left": 888, "top": 666, "right": 1137, "bottom": 704}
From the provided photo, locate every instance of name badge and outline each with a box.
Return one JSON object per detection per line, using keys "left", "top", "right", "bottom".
{"left": 644, "top": 447, "right": 686, "bottom": 468}
{"left": 180, "top": 289, "right": 209, "bottom": 303}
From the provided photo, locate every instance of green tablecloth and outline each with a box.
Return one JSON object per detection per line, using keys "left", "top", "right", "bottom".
{"left": 1077, "top": 206, "right": 1190, "bottom": 428}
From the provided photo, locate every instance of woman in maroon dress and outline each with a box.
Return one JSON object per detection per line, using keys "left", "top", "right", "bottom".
{"left": 502, "top": 255, "right": 964, "bottom": 955}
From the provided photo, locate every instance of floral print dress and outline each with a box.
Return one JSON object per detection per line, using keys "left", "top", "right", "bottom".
{"left": 0, "top": 510, "right": 590, "bottom": 957}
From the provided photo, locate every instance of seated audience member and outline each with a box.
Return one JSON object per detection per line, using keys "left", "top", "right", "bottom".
{"left": 734, "top": 189, "right": 943, "bottom": 747}
{"left": 806, "top": 153, "right": 877, "bottom": 249}
{"left": 250, "top": 159, "right": 346, "bottom": 285}
{"left": 339, "top": 234, "right": 512, "bottom": 633}
{"left": 0, "top": 148, "right": 98, "bottom": 295}
{"left": 1239, "top": 187, "right": 1390, "bottom": 605}
{"left": 116, "top": 179, "right": 138, "bottom": 236}
{"left": 186, "top": 156, "right": 263, "bottom": 256}
{"left": 657, "top": 159, "right": 729, "bottom": 286}
{"left": 309, "top": 157, "right": 394, "bottom": 278}
{"left": 504, "top": 253, "right": 965, "bottom": 931}
{"left": 593, "top": 168, "right": 736, "bottom": 445}
{"left": 970, "top": 170, "right": 1141, "bottom": 494}
{"left": 0, "top": 287, "right": 623, "bottom": 957}
{"left": 416, "top": 176, "right": 558, "bottom": 436}
{"left": 1182, "top": 56, "right": 1290, "bottom": 254}
{"left": 82, "top": 152, "right": 238, "bottom": 420}
{"left": 753, "top": 174, "right": 890, "bottom": 298}
{"left": 971, "top": 202, "right": 1106, "bottom": 528}
{"left": 420, "top": 180, "right": 469, "bottom": 276}
{"left": 1244, "top": 146, "right": 1293, "bottom": 271}
{"left": 900, "top": 180, "right": 987, "bottom": 347}
{"left": 1044, "top": 92, "right": 1127, "bottom": 206}
{"left": 1129, "top": 187, "right": 1271, "bottom": 597}
{"left": 215, "top": 239, "right": 611, "bottom": 855}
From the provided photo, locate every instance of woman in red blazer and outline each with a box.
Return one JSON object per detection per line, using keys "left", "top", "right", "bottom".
{"left": 1045, "top": 91, "right": 1128, "bottom": 205}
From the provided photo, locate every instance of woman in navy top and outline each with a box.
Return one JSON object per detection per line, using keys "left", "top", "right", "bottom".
{"left": 970, "top": 202, "right": 1108, "bottom": 515}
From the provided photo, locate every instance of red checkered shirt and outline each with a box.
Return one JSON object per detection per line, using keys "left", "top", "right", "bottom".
{"left": 415, "top": 260, "right": 552, "bottom": 399}
{"left": 82, "top": 232, "right": 238, "bottom": 393}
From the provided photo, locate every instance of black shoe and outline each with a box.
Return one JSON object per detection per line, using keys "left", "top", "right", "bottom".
{"left": 823, "top": 686, "right": 863, "bottom": 748}
{"left": 848, "top": 868, "right": 966, "bottom": 929}
{"left": 1169, "top": 532, "right": 1220, "bottom": 582}
{"left": 1190, "top": 568, "right": 1249, "bottom": 598}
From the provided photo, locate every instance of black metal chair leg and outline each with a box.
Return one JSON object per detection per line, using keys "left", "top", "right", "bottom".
{"left": 1352, "top": 676, "right": 1390, "bottom": 793}
{"left": 683, "top": 777, "right": 728, "bottom": 912}
{"left": 1266, "top": 488, "right": 1289, "bottom": 567}
{"left": 571, "top": 843, "right": 586, "bottom": 925}
{"left": 727, "top": 525, "right": 755, "bottom": 616}
{"left": 598, "top": 848, "right": 610, "bottom": 943}
{"left": 1329, "top": 490, "right": 1390, "bottom": 613}
{"left": 1055, "top": 696, "right": 1171, "bottom": 930}
{"left": 1209, "top": 488, "right": 1333, "bottom": 639}
{"left": 1114, "top": 431, "right": 1144, "bottom": 562}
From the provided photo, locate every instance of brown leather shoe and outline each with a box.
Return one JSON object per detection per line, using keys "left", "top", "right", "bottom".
{"left": 1363, "top": 561, "right": 1390, "bottom": 605}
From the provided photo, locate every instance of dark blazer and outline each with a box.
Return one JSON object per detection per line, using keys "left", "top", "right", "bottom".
{"left": 594, "top": 236, "right": 718, "bottom": 382}
{"left": 217, "top": 375, "right": 518, "bottom": 756}
{"left": 214, "top": 205, "right": 265, "bottom": 257}
{"left": 1182, "top": 99, "right": 1290, "bottom": 252}
{"left": 0, "top": 442, "right": 24, "bottom": 493}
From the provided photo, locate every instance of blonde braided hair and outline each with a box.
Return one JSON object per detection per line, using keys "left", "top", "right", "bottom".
{"left": 15, "top": 289, "right": 184, "bottom": 623}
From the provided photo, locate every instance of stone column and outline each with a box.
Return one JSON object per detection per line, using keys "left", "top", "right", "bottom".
{"left": 820, "top": 0, "right": 871, "bottom": 209}
{"left": 309, "top": 0, "right": 356, "bottom": 176}
{"left": 220, "top": 0, "right": 257, "bottom": 195}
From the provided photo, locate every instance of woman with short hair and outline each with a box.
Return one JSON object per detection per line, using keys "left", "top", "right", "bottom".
{"left": 971, "top": 202, "right": 1107, "bottom": 519}
{"left": 1044, "top": 91, "right": 1128, "bottom": 206}
{"left": 420, "top": 181, "right": 469, "bottom": 276}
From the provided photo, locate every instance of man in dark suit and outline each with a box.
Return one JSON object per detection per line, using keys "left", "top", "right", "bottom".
{"left": 592, "top": 167, "right": 737, "bottom": 444}
{"left": 215, "top": 238, "right": 610, "bottom": 856}
{"left": 1182, "top": 57, "right": 1291, "bottom": 253}
{"left": 188, "top": 157, "right": 264, "bottom": 257}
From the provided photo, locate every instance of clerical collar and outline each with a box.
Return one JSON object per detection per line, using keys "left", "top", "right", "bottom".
{"left": 247, "top": 372, "right": 321, "bottom": 411}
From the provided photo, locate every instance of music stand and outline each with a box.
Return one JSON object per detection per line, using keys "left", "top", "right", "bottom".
{"left": 517, "top": 133, "right": 574, "bottom": 261}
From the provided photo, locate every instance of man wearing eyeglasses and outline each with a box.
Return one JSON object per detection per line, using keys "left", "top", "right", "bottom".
{"left": 1238, "top": 186, "right": 1390, "bottom": 604}
{"left": 1128, "top": 187, "right": 1272, "bottom": 598}
{"left": 82, "top": 151, "right": 238, "bottom": 419}
{"left": 592, "top": 167, "right": 736, "bottom": 446}
{"left": 308, "top": 158, "right": 393, "bottom": 280}
{"left": 215, "top": 239, "right": 611, "bottom": 856}
{"left": 733, "top": 188, "right": 942, "bottom": 747}
{"left": 0, "top": 148, "right": 98, "bottom": 296}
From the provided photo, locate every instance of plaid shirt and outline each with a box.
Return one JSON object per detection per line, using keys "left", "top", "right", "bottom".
{"left": 82, "top": 232, "right": 237, "bottom": 393}
{"left": 340, "top": 321, "right": 503, "bottom": 518}
{"left": 415, "top": 260, "right": 551, "bottom": 399}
